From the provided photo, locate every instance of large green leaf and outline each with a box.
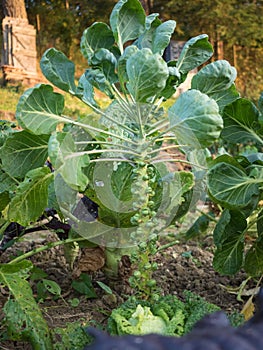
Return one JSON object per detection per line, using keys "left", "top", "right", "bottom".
{"left": 90, "top": 48, "right": 118, "bottom": 84}
{"left": 76, "top": 73, "right": 97, "bottom": 107}
{"left": 8, "top": 167, "right": 54, "bottom": 226}
{"left": 48, "top": 131, "right": 67, "bottom": 165}
{"left": 110, "top": 0, "right": 145, "bottom": 50}
{"left": 0, "top": 169, "right": 17, "bottom": 193}
{"left": 159, "top": 171, "right": 194, "bottom": 225}
{"left": 168, "top": 89, "right": 223, "bottom": 148}
{"left": 245, "top": 152, "right": 263, "bottom": 165}
{"left": 0, "top": 260, "right": 32, "bottom": 278}
{"left": 244, "top": 209, "right": 263, "bottom": 276}
{"left": 53, "top": 172, "right": 79, "bottom": 216}
{"left": 135, "top": 18, "right": 176, "bottom": 55}
{"left": 207, "top": 162, "right": 260, "bottom": 209}
{"left": 85, "top": 68, "right": 114, "bottom": 99}
{"left": 16, "top": 84, "right": 67, "bottom": 135}
{"left": 192, "top": 60, "right": 236, "bottom": 93}
{"left": 55, "top": 133, "right": 90, "bottom": 192}
{"left": 152, "top": 20, "right": 176, "bottom": 55}
{"left": 213, "top": 233, "right": 244, "bottom": 275}
{"left": 0, "top": 261, "right": 53, "bottom": 349}
{"left": 40, "top": 48, "right": 76, "bottom": 94}
{"left": 0, "top": 192, "right": 10, "bottom": 211}
{"left": 213, "top": 210, "right": 247, "bottom": 275}
{"left": 81, "top": 22, "right": 115, "bottom": 62}
{"left": 185, "top": 214, "right": 210, "bottom": 240}
{"left": 85, "top": 162, "right": 135, "bottom": 228}
{"left": 213, "top": 209, "right": 231, "bottom": 246}
{"left": 57, "top": 154, "right": 90, "bottom": 192}
{"left": 1, "top": 131, "right": 49, "bottom": 179}
{"left": 191, "top": 60, "right": 239, "bottom": 111}
{"left": 126, "top": 48, "right": 169, "bottom": 102}
{"left": 160, "top": 63, "right": 181, "bottom": 99}
{"left": 118, "top": 45, "right": 139, "bottom": 88}
{"left": 0, "top": 120, "right": 16, "bottom": 147}
{"left": 134, "top": 14, "right": 161, "bottom": 50}
{"left": 221, "top": 98, "right": 263, "bottom": 144}
{"left": 176, "top": 35, "right": 213, "bottom": 74}
{"left": 169, "top": 189, "right": 193, "bottom": 224}
{"left": 245, "top": 236, "right": 263, "bottom": 276}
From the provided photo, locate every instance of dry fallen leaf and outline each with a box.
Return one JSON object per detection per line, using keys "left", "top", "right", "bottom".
{"left": 241, "top": 295, "right": 255, "bottom": 321}
{"left": 73, "top": 247, "right": 105, "bottom": 277}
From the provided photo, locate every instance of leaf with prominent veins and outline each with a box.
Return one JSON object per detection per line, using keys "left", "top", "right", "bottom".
{"left": 110, "top": 0, "right": 145, "bottom": 52}
{"left": 208, "top": 162, "right": 261, "bottom": 208}
{"left": 1, "top": 131, "right": 49, "bottom": 179}
{"left": 8, "top": 167, "right": 54, "bottom": 226}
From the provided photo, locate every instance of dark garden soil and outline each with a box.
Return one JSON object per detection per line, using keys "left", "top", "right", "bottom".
{"left": 0, "top": 229, "right": 258, "bottom": 350}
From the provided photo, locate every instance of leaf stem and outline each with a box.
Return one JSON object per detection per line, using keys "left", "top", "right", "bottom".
{"left": 145, "top": 120, "right": 170, "bottom": 136}
{"left": 9, "top": 236, "right": 88, "bottom": 264}
{"left": 111, "top": 84, "right": 134, "bottom": 117}
{"left": 147, "top": 144, "right": 182, "bottom": 156}
{"left": 157, "top": 239, "right": 180, "bottom": 252}
{"left": 75, "top": 140, "right": 139, "bottom": 152}
{"left": 135, "top": 103, "right": 145, "bottom": 139}
{"left": 151, "top": 158, "right": 207, "bottom": 170}
{"left": 63, "top": 116, "right": 138, "bottom": 145}
{"left": 89, "top": 157, "right": 133, "bottom": 164}
{"left": 0, "top": 221, "right": 11, "bottom": 239}
{"left": 64, "top": 148, "right": 140, "bottom": 159}
{"left": 197, "top": 209, "right": 218, "bottom": 222}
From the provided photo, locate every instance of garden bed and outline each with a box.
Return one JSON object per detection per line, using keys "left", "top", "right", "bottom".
{"left": 0, "top": 230, "right": 254, "bottom": 349}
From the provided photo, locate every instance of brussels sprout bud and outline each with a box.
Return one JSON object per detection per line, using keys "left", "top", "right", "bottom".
{"left": 147, "top": 279, "right": 156, "bottom": 287}
{"left": 149, "top": 233, "right": 158, "bottom": 241}
{"left": 151, "top": 293, "right": 160, "bottom": 302}
{"left": 138, "top": 242, "right": 147, "bottom": 250}
{"left": 148, "top": 200, "right": 155, "bottom": 208}
{"left": 147, "top": 167, "right": 154, "bottom": 176}
{"left": 130, "top": 215, "right": 140, "bottom": 225}
{"left": 138, "top": 161, "right": 146, "bottom": 168}
{"left": 148, "top": 178, "right": 156, "bottom": 184}
{"left": 141, "top": 208, "right": 150, "bottom": 216}
{"left": 152, "top": 262, "right": 158, "bottom": 270}
{"left": 144, "top": 263, "right": 152, "bottom": 270}
{"left": 146, "top": 187, "right": 153, "bottom": 194}
{"left": 133, "top": 270, "right": 141, "bottom": 278}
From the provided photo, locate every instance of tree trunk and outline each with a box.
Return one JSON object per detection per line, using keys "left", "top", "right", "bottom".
{"left": 2, "top": 0, "right": 28, "bottom": 19}
{"left": 233, "top": 44, "right": 237, "bottom": 68}
{"left": 216, "top": 31, "right": 224, "bottom": 60}
{"left": 216, "top": 40, "right": 224, "bottom": 60}
{"left": 139, "top": 0, "right": 152, "bottom": 15}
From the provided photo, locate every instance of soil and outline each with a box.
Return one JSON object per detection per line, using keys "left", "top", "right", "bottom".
{"left": 0, "top": 228, "right": 258, "bottom": 350}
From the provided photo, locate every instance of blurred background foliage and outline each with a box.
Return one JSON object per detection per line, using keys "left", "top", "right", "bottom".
{"left": 0, "top": 0, "right": 262, "bottom": 101}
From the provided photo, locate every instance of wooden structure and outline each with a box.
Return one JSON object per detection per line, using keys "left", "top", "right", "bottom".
{"left": 1, "top": 16, "right": 40, "bottom": 85}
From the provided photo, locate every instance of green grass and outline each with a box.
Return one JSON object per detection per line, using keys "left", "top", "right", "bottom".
{"left": 0, "top": 85, "right": 22, "bottom": 112}
{"left": 0, "top": 84, "right": 109, "bottom": 118}
{"left": 0, "top": 82, "right": 176, "bottom": 121}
